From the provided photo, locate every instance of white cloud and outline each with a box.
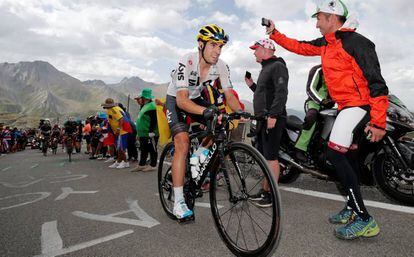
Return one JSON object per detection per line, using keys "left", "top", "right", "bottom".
{"left": 235, "top": 0, "right": 314, "bottom": 19}
{"left": 195, "top": 0, "right": 214, "bottom": 8}
{"left": 209, "top": 11, "right": 239, "bottom": 25}
{"left": 0, "top": 0, "right": 414, "bottom": 111}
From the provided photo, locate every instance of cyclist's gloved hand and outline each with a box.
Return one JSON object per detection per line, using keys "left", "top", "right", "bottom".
{"left": 321, "top": 99, "right": 335, "bottom": 109}
{"left": 203, "top": 105, "right": 219, "bottom": 121}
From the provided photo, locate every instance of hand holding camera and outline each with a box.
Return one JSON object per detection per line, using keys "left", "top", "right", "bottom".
{"left": 261, "top": 17, "right": 276, "bottom": 35}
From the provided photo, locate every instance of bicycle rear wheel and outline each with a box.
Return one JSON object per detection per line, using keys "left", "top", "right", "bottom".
{"left": 158, "top": 142, "right": 176, "bottom": 219}
{"left": 66, "top": 139, "right": 73, "bottom": 162}
{"left": 210, "top": 142, "right": 282, "bottom": 257}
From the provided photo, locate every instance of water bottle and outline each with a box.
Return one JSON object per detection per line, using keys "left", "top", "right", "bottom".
{"left": 190, "top": 153, "right": 200, "bottom": 181}
{"left": 190, "top": 146, "right": 210, "bottom": 182}
{"left": 199, "top": 148, "right": 210, "bottom": 164}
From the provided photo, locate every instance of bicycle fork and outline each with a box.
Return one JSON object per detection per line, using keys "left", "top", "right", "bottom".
{"left": 218, "top": 143, "right": 248, "bottom": 204}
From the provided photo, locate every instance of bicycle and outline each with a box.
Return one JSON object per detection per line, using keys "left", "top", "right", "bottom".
{"left": 64, "top": 134, "right": 74, "bottom": 162}
{"left": 158, "top": 111, "right": 282, "bottom": 257}
{"left": 51, "top": 136, "right": 59, "bottom": 155}
{"left": 41, "top": 132, "right": 50, "bottom": 156}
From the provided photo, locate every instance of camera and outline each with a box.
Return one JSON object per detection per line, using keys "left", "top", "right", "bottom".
{"left": 261, "top": 18, "right": 271, "bottom": 27}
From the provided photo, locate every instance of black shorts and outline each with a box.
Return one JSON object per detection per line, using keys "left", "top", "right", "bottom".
{"left": 166, "top": 95, "right": 212, "bottom": 137}
{"left": 256, "top": 117, "right": 286, "bottom": 161}
{"left": 84, "top": 135, "right": 91, "bottom": 144}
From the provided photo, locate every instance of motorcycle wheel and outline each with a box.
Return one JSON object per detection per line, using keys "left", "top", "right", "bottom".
{"left": 373, "top": 153, "right": 414, "bottom": 206}
{"left": 279, "top": 158, "right": 301, "bottom": 183}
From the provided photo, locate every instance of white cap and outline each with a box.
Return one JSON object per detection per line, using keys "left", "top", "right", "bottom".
{"left": 249, "top": 39, "right": 275, "bottom": 51}
{"left": 312, "top": 0, "right": 349, "bottom": 18}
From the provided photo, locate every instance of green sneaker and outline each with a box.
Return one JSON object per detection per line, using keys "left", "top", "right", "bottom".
{"left": 334, "top": 216, "right": 380, "bottom": 240}
{"left": 329, "top": 206, "right": 354, "bottom": 224}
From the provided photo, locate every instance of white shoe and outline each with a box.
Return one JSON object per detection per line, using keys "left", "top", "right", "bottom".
{"left": 173, "top": 200, "right": 194, "bottom": 219}
{"left": 104, "top": 157, "right": 115, "bottom": 163}
{"left": 116, "top": 161, "right": 129, "bottom": 169}
{"left": 109, "top": 162, "right": 120, "bottom": 168}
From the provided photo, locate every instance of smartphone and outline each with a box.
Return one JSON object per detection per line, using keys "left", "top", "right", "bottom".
{"left": 261, "top": 17, "right": 270, "bottom": 27}
{"left": 245, "top": 71, "right": 251, "bottom": 79}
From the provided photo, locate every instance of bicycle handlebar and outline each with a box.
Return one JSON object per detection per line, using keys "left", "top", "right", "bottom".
{"left": 205, "top": 111, "right": 264, "bottom": 135}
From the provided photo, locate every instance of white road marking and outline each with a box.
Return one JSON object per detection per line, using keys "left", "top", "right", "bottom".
{"left": 36, "top": 220, "right": 133, "bottom": 257}
{"left": 280, "top": 186, "right": 414, "bottom": 215}
{"left": 0, "top": 192, "right": 50, "bottom": 211}
{"left": 72, "top": 200, "right": 160, "bottom": 228}
{"left": 41, "top": 221, "right": 63, "bottom": 253}
{"left": 54, "top": 187, "right": 98, "bottom": 201}
{"left": 49, "top": 175, "right": 88, "bottom": 183}
{"left": 0, "top": 179, "right": 44, "bottom": 188}
{"left": 30, "top": 164, "right": 39, "bottom": 169}
{"left": 1, "top": 166, "right": 11, "bottom": 171}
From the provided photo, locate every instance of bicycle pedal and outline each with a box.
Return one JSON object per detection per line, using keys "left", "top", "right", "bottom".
{"left": 177, "top": 214, "right": 195, "bottom": 224}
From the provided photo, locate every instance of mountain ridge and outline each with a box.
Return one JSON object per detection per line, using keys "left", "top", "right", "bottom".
{"left": 0, "top": 61, "right": 166, "bottom": 127}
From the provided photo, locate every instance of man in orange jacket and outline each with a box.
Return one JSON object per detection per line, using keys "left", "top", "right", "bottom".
{"left": 265, "top": 0, "right": 388, "bottom": 240}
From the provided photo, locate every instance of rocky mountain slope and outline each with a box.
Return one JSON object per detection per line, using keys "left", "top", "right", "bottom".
{"left": 0, "top": 61, "right": 167, "bottom": 127}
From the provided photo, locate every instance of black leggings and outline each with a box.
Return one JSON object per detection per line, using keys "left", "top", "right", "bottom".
{"left": 139, "top": 137, "right": 158, "bottom": 167}
{"left": 327, "top": 148, "right": 370, "bottom": 220}
{"left": 127, "top": 132, "right": 138, "bottom": 160}
{"left": 327, "top": 106, "right": 371, "bottom": 221}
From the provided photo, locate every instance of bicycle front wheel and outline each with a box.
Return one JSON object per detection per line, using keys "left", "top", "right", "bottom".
{"left": 210, "top": 142, "right": 282, "bottom": 257}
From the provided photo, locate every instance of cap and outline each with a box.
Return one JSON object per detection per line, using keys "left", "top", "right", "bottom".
{"left": 136, "top": 88, "right": 154, "bottom": 100}
{"left": 101, "top": 98, "right": 117, "bottom": 108}
{"left": 312, "top": 0, "right": 349, "bottom": 18}
{"left": 249, "top": 39, "right": 275, "bottom": 51}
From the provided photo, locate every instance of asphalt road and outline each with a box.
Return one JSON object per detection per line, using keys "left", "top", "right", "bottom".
{"left": 0, "top": 149, "right": 413, "bottom": 257}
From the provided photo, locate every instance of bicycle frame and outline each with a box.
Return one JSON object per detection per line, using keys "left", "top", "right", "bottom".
{"left": 186, "top": 116, "right": 246, "bottom": 204}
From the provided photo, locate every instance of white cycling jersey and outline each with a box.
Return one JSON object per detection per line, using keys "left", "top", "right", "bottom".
{"left": 167, "top": 52, "right": 233, "bottom": 99}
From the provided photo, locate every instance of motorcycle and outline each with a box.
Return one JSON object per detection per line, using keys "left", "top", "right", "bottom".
{"left": 274, "top": 94, "right": 414, "bottom": 206}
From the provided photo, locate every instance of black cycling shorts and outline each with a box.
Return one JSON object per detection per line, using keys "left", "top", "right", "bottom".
{"left": 256, "top": 117, "right": 286, "bottom": 161}
{"left": 166, "top": 95, "right": 212, "bottom": 137}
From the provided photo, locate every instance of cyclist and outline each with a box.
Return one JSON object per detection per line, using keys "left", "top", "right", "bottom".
{"left": 166, "top": 24, "right": 243, "bottom": 221}
{"left": 265, "top": 0, "right": 388, "bottom": 239}
{"left": 63, "top": 117, "right": 78, "bottom": 151}
{"left": 39, "top": 119, "right": 52, "bottom": 152}
{"left": 51, "top": 124, "right": 61, "bottom": 139}
{"left": 50, "top": 124, "right": 61, "bottom": 148}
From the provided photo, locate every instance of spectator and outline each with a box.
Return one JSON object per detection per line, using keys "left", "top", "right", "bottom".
{"left": 101, "top": 98, "right": 131, "bottom": 169}
{"left": 265, "top": 0, "right": 387, "bottom": 239}
{"left": 83, "top": 120, "right": 92, "bottom": 154}
{"left": 132, "top": 88, "right": 159, "bottom": 172}
{"left": 245, "top": 39, "right": 288, "bottom": 208}
{"left": 118, "top": 103, "right": 138, "bottom": 162}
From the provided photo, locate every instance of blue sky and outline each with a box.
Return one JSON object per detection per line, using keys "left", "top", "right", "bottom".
{"left": 0, "top": 0, "right": 413, "bottom": 110}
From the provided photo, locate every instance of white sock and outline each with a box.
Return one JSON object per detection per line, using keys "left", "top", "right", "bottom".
{"left": 174, "top": 186, "right": 184, "bottom": 205}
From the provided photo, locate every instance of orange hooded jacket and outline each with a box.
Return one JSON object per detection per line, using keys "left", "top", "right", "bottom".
{"left": 270, "top": 28, "right": 389, "bottom": 129}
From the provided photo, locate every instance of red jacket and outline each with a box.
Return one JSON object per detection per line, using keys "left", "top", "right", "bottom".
{"left": 270, "top": 28, "right": 389, "bottom": 129}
